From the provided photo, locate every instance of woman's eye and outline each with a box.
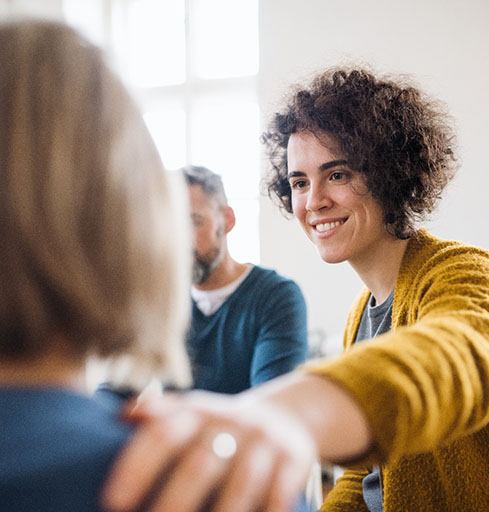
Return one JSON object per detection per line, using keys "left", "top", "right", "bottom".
{"left": 330, "top": 170, "right": 349, "bottom": 182}
{"left": 290, "top": 179, "right": 307, "bottom": 190}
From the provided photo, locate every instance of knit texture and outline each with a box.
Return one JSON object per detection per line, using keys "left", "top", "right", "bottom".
{"left": 305, "top": 230, "right": 489, "bottom": 512}
{"left": 187, "top": 265, "right": 308, "bottom": 393}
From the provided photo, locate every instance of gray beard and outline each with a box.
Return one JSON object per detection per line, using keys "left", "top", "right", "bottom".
{"left": 192, "top": 257, "right": 212, "bottom": 285}
{"left": 192, "top": 249, "right": 221, "bottom": 285}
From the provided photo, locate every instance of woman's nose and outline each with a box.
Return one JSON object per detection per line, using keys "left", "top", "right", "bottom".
{"left": 305, "top": 183, "right": 333, "bottom": 212}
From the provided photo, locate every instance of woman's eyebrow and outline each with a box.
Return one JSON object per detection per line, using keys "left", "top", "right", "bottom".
{"left": 319, "top": 159, "right": 348, "bottom": 172}
{"left": 287, "top": 159, "right": 348, "bottom": 179}
{"left": 287, "top": 170, "right": 306, "bottom": 179}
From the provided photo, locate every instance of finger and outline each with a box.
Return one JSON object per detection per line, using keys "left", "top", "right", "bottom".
{"left": 122, "top": 394, "right": 182, "bottom": 422}
{"left": 101, "top": 409, "right": 201, "bottom": 511}
{"left": 265, "top": 455, "right": 311, "bottom": 512}
{"left": 148, "top": 434, "right": 229, "bottom": 512}
{"left": 212, "top": 441, "right": 276, "bottom": 512}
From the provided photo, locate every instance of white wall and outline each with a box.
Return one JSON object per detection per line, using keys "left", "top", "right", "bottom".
{"left": 0, "top": 0, "right": 63, "bottom": 18}
{"left": 2, "top": 0, "right": 488, "bottom": 352}
{"left": 258, "top": 0, "right": 489, "bottom": 352}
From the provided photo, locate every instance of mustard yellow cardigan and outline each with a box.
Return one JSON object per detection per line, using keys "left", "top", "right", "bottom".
{"left": 305, "top": 230, "right": 489, "bottom": 512}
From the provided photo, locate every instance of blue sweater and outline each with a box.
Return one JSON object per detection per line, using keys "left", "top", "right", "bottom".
{"left": 0, "top": 387, "right": 131, "bottom": 512}
{"left": 187, "top": 265, "right": 308, "bottom": 394}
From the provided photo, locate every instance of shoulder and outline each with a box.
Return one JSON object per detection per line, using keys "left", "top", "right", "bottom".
{"left": 251, "top": 266, "right": 306, "bottom": 307}
{"left": 0, "top": 389, "right": 132, "bottom": 511}
{"left": 249, "top": 265, "right": 303, "bottom": 292}
{"left": 1, "top": 388, "right": 131, "bottom": 460}
{"left": 408, "top": 230, "right": 489, "bottom": 263}
{"left": 238, "top": 266, "right": 306, "bottom": 316}
{"left": 395, "top": 230, "right": 489, "bottom": 323}
{"left": 399, "top": 230, "right": 489, "bottom": 290}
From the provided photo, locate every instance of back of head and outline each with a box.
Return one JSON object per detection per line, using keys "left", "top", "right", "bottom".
{"left": 0, "top": 20, "right": 190, "bottom": 388}
{"left": 263, "top": 67, "right": 457, "bottom": 238}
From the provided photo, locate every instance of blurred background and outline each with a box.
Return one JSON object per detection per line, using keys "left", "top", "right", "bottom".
{"left": 2, "top": 0, "right": 488, "bottom": 356}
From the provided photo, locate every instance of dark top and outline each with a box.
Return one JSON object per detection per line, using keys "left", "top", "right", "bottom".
{"left": 187, "top": 265, "right": 308, "bottom": 394}
{"left": 356, "top": 291, "right": 394, "bottom": 512}
{"left": 0, "top": 387, "right": 131, "bottom": 512}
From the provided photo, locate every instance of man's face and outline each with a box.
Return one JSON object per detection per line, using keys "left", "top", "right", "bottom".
{"left": 188, "top": 184, "right": 226, "bottom": 284}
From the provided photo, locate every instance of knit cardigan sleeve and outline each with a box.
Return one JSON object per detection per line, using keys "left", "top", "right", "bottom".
{"left": 319, "top": 467, "right": 369, "bottom": 512}
{"left": 305, "top": 231, "right": 489, "bottom": 468}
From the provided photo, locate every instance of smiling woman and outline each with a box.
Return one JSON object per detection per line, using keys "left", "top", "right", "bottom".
{"left": 286, "top": 131, "right": 388, "bottom": 269}
{"left": 259, "top": 67, "right": 489, "bottom": 512}
{"left": 101, "top": 67, "right": 489, "bottom": 512}
{"left": 263, "top": 69, "right": 456, "bottom": 240}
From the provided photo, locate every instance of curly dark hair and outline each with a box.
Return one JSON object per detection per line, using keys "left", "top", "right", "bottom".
{"left": 262, "top": 67, "right": 457, "bottom": 239}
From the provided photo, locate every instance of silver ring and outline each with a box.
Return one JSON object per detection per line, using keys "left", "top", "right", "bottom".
{"left": 211, "top": 431, "right": 237, "bottom": 460}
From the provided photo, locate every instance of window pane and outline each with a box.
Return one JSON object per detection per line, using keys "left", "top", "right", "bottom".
{"left": 191, "top": 97, "right": 260, "bottom": 198}
{"left": 191, "top": 96, "right": 260, "bottom": 263}
{"left": 63, "top": 0, "right": 106, "bottom": 45}
{"left": 192, "top": 0, "right": 258, "bottom": 79}
{"left": 144, "top": 106, "right": 186, "bottom": 171}
{"left": 227, "top": 198, "right": 260, "bottom": 264}
{"left": 113, "top": 0, "right": 185, "bottom": 87}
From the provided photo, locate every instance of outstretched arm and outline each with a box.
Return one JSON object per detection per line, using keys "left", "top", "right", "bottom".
{"left": 101, "top": 372, "right": 371, "bottom": 512}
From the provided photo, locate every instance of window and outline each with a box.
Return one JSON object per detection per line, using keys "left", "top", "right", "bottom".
{"left": 63, "top": 0, "right": 260, "bottom": 263}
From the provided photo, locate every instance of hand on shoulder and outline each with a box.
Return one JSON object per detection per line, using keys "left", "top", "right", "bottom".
{"left": 102, "top": 388, "right": 316, "bottom": 512}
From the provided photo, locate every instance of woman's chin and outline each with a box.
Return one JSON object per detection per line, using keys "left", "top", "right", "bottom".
{"left": 316, "top": 248, "right": 347, "bottom": 265}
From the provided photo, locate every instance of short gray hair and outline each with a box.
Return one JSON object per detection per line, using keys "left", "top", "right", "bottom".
{"left": 180, "top": 165, "right": 228, "bottom": 206}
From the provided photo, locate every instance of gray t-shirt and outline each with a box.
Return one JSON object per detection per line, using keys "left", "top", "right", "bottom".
{"left": 355, "top": 291, "right": 394, "bottom": 512}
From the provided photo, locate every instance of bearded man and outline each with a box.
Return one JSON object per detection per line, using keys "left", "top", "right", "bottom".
{"left": 182, "top": 165, "right": 308, "bottom": 394}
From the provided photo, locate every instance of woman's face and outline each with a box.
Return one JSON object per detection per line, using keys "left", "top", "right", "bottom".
{"left": 287, "top": 130, "right": 391, "bottom": 266}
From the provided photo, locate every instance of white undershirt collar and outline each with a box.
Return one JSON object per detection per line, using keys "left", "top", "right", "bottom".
{"left": 191, "top": 264, "right": 253, "bottom": 316}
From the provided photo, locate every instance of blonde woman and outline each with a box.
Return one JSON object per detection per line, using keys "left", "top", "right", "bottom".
{"left": 0, "top": 20, "right": 190, "bottom": 511}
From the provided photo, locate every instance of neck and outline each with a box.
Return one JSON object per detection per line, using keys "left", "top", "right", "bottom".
{"left": 0, "top": 349, "right": 86, "bottom": 391}
{"left": 350, "top": 236, "right": 409, "bottom": 305}
{"left": 194, "top": 252, "right": 248, "bottom": 291}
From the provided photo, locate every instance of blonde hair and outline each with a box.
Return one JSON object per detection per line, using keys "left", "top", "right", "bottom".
{"left": 0, "top": 20, "right": 191, "bottom": 388}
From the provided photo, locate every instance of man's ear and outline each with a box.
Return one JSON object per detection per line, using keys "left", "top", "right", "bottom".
{"left": 222, "top": 206, "right": 236, "bottom": 234}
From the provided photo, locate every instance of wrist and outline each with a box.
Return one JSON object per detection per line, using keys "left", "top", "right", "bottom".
{"left": 241, "top": 372, "right": 372, "bottom": 463}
